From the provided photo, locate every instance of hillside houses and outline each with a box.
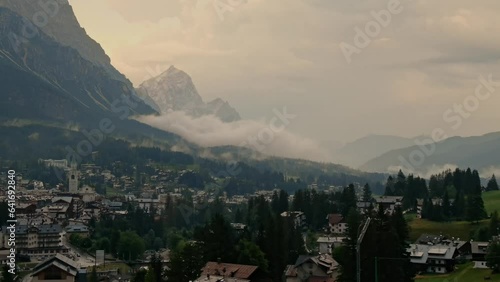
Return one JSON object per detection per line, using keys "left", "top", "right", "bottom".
{"left": 284, "top": 254, "right": 339, "bottom": 282}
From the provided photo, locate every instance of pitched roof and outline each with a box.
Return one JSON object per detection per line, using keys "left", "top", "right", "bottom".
{"left": 52, "top": 197, "right": 73, "bottom": 204}
{"left": 16, "top": 224, "right": 62, "bottom": 235}
{"left": 294, "top": 254, "right": 339, "bottom": 273}
{"left": 327, "top": 214, "right": 343, "bottom": 225}
{"left": 471, "top": 242, "right": 489, "bottom": 254}
{"left": 31, "top": 254, "right": 80, "bottom": 277}
{"left": 201, "top": 262, "right": 258, "bottom": 279}
{"left": 407, "top": 244, "right": 457, "bottom": 264}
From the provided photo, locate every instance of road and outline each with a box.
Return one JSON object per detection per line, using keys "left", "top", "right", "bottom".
{"left": 61, "top": 231, "right": 96, "bottom": 268}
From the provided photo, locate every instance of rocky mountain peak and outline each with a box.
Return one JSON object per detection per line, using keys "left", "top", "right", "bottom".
{"left": 137, "top": 66, "right": 241, "bottom": 122}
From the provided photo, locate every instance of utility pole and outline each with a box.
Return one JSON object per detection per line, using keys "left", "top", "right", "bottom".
{"left": 356, "top": 217, "right": 371, "bottom": 282}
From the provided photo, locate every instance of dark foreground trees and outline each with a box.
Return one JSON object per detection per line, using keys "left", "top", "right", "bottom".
{"left": 337, "top": 206, "right": 414, "bottom": 282}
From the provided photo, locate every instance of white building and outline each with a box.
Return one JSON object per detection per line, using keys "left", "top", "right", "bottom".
{"left": 317, "top": 236, "right": 345, "bottom": 255}
{"left": 40, "top": 159, "right": 68, "bottom": 169}
{"left": 79, "top": 185, "right": 96, "bottom": 203}
{"left": 68, "top": 162, "right": 79, "bottom": 193}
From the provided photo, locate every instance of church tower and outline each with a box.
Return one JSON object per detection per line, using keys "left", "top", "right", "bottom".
{"left": 68, "top": 162, "right": 79, "bottom": 193}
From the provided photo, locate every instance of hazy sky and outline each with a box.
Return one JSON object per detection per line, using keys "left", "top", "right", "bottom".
{"left": 68, "top": 0, "right": 500, "bottom": 144}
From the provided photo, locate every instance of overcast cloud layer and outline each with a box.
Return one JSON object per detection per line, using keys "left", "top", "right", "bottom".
{"left": 69, "top": 0, "right": 500, "bottom": 144}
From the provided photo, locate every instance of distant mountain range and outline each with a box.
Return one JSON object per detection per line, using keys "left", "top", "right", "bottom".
{"left": 360, "top": 132, "right": 500, "bottom": 175}
{"left": 136, "top": 66, "right": 241, "bottom": 122}
{"left": 0, "top": 0, "right": 385, "bottom": 186}
{"left": 330, "top": 134, "right": 418, "bottom": 168}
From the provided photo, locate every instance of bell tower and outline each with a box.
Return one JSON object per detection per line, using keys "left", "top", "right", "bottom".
{"left": 68, "top": 161, "right": 79, "bottom": 193}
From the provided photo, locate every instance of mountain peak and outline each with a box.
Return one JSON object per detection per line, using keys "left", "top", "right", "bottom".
{"left": 137, "top": 67, "right": 241, "bottom": 122}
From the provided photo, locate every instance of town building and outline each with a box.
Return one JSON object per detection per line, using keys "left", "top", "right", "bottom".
{"left": 317, "top": 237, "right": 345, "bottom": 255}
{"left": 13, "top": 224, "right": 68, "bottom": 258}
{"left": 31, "top": 254, "right": 85, "bottom": 282}
{"left": 284, "top": 254, "right": 339, "bottom": 282}
{"left": 326, "top": 214, "right": 348, "bottom": 234}
{"left": 471, "top": 241, "right": 489, "bottom": 268}
{"left": 195, "top": 261, "right": 271, "bottom": 282}
{"left": 407, "top": 244, "right": 458, "bottom": 274}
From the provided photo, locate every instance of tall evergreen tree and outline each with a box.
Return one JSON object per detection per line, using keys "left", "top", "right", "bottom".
{"left": 338, "top": 208, "right": 360, "bottom": 282}
{"left": 466, "top": 186, "right": 487, "bottom": 223}
{"left": 340, "top": 185, "right": 357, "bottom": 217}
{"left": 164, "top": 242, "right": 205, "bottom": 281}
{"left": 385, "top": 176, "right": 395, "bottom": 196}
{"left": 487, "top": 175, "right": 499, "bottom": 191}
{"left": 486, "top": 240, "right": 500, "bottom": 273}
{"left": 362, "top": 183, "right": 372, "bottom": 202}
{"left": 452, "top": 190, "right": 466, "bottom": 219}
{"left": 278, "top": 190, "right": 289, "bottom": 213}
{"left": 442, "top": 190, "right": 451, "bottom": 220}
{"left": 490, "top": 210, "right": 500, "bottom": 237}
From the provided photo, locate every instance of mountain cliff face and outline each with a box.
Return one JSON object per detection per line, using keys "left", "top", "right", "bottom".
{"left": 0, "top": 5, "right": 155, "bottom": 123}
{"left": 0, "top": 0, "right": 126, "bottom": 82}
{"left": 137, "top": 66, "right": 241, "bottom": 122}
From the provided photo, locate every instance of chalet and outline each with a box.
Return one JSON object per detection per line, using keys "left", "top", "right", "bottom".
{"left": 415, "top": 234, "right": 470, "bottom": 257}
{"left": 195, "top": 261, "right": 272, "bottom": 282}
{"left": 407, "top": 244, "right": 458, "bottom": 273}
{"left": 471, "top": 241, "right": 489, "bottom": 268}
{"left": 326, "top": 214, "right": 348, "bottom": 234}
{"left": 31, "top": 254, "right": 85, "bottom": 282}
{"left": 284, "top": 254, "right": 339, "bottom": 282}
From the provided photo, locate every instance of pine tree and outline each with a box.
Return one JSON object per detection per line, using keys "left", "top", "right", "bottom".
{"left": 164, "top": 242, "right": 205, "bottom": 281}
{"left": 452, "top": 191, "right": 466, "bottom": 219}
{"left": 466, "top": 187, "right": 487, "bottom": 223}
{"left": 487, "top": 175, "right": 499, "bottom": 191}
{"left": 442, "top": 190, "right": 451, "bottom": 220}
{"left": 487, "top": 240, "right": 500, "bottom": 273}
{"left": 490, "top": 210, "right": 500, "bottom": 237}
{"left": 385, "top": 176, "right": 395, "bottom": 196}
{"left": 338, "top": 208, "right": 360, "bottom": 282}
{"left": 362, "top": 183, "right": 372, "bottom": 202}
{"left": 1, "top": 264, "right": 17, "bottom": 282}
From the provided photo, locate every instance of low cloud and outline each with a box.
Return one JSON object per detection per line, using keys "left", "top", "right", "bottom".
{"left": 480, "top": 166, "right": 500, "bottom": 179}
{"left": 136, "top": 111, "right": 330, "bottom": 162}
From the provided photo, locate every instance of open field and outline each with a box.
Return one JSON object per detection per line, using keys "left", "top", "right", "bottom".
{"left": 484, "top": 190, "right": 500, "bottom": 215}
{"left": 408, "top": 190, "right": 500, "bottom": 241}
{"left": 416, "top": 262, "right": 500, "bottom": 281}
{"left": 409, "top": 218, "right": 488, "bottom": 241}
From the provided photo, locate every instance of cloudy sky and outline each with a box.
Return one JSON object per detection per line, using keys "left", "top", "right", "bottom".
{"left": 68, "top": 0, "right": 500, "bottom": 144}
